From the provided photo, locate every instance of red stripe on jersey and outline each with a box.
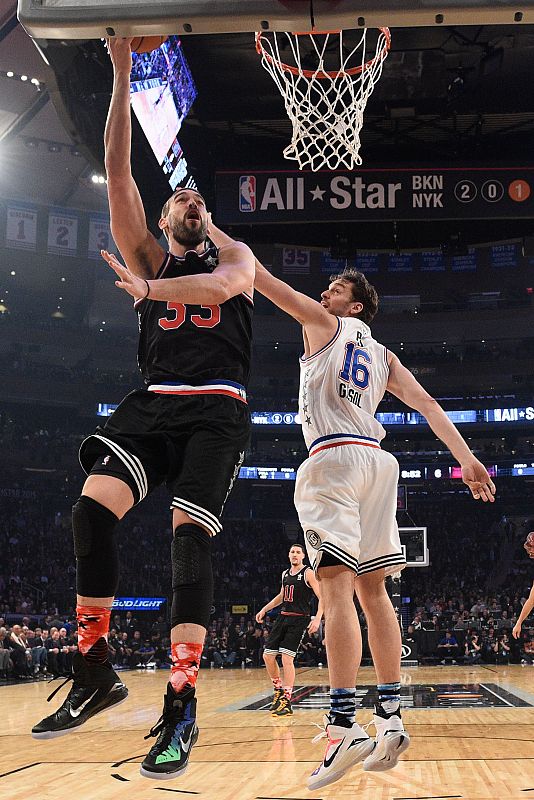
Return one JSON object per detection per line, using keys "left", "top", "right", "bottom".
{"left": 150, "top": 388, "right": 248, "bottom": 403}
{"left": 310, "top": 440, "right": 381, "bottom": 456}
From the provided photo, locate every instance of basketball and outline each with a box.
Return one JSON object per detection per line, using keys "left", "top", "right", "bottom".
{"left": 130, "top": 36, "right": 168, "bottom": 54}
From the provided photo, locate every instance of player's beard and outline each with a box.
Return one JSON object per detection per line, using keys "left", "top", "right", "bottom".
{"left": 169, "top": 215, "right": 207, "bottom": 248}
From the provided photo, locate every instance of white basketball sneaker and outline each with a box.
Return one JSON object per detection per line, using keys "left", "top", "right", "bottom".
{"left": 363, "top": 711, "right": 410, "bottom": 772}
{"left": 308, "top": 713, "right": 374, "bottom": 790}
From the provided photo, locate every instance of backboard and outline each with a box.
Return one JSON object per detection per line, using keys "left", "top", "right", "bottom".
{"left": 17, "top": 0, "right": 534, "bottom": 40}
{"left": 399, "top": 526, "right": 429, "bottom": 568}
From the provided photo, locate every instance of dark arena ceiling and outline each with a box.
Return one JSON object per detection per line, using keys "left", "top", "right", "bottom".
{"left": 2, "top": 2, "right": 534, "bottom": 247}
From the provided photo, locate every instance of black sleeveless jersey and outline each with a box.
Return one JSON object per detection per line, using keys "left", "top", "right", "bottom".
{"left": 135, "top": 247, "right": 253, "bottom": 386}
{"left": 281, "top": 567, "right": 313, "bottom": 616}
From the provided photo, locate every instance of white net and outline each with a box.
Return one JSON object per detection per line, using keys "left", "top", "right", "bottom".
{"left": 256, "top": 27, "right": 390, "bottom": 171}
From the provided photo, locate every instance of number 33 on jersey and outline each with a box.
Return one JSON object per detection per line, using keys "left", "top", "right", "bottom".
{"left": 134, "top": 247, "right": 254, "bottom": 390}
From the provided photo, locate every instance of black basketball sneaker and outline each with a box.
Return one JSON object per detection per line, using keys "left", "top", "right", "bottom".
{"left": 140, "top": 683, "right": 199, "bottom": 780}
{"left": 270, "top": 687, "right": 284, "bottom": 712}
{"left": 32, "top": 652, "right": 128, "bottom": 739}
{"left": 272, "top": 695, "right": 293, "bottom": 717}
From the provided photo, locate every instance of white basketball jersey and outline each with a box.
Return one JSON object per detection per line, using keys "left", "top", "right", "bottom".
{"left": 299, "top": 317, "right": 389, "bottom": 453}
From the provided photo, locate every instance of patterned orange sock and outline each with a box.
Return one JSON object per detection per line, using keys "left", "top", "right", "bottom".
{"left": 170, "top": 642, "right": 203, "bottom": 694}
{"left": 272, "top": 677, "right": 283, "bottom": 690}
{"left": 283, "top": 686, "right": 293, "bottom": 700}
{"left": 76, "top": 605, "right": 111, "bottom": 665}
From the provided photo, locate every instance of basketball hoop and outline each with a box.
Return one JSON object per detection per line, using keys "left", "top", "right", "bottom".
{"left": 255, "top": 27, "right": 391, "bottom": 171}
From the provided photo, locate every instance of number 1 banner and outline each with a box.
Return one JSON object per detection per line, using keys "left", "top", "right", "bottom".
{"left": 47, "top": 207, "right": 78, "bottom": 257}
{"left": 6, "top": 203, "right": 38, "bottom": 251}
{"left": 88, "top": 214, "right": 114, "bottom": 260}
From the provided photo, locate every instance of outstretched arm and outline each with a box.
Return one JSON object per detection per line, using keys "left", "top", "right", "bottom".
{"left": 387, "top": 353, "right": 496, "bottom": 502}
{"left": 104, "top": 37, "right": 165, "bottom": 278}
{"left": 208, "top": 218, "right": 336, "bottom": 333}
{"left": 102, "top": 243, "right": 254, "bottom": 304}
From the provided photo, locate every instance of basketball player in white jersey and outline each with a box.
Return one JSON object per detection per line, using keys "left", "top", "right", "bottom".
{"left": 207, "top": 219, "right": 495, "bottom": 789}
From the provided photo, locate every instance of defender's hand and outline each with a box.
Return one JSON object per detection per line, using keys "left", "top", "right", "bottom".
{"left": 102, "top": 250, "right": 148, "bottom": 300}
{"left": 461, "top": 458, "right": 496, "bottom": 502}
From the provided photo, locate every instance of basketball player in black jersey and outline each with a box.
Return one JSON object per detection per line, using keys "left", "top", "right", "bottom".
{"left": 512, "top": 532, "right": 534, "bottom": 640}
{"left": 31, "top": 37, "right": 254, "bottom": 782}
{"left": 256, "top": 544, "right": 322, "bottom": 716}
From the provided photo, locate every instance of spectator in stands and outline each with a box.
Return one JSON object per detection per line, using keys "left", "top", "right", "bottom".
{"left": 213, "top": 634, "right": 237, "bottom": 668}
{"left": 494, "top": 633, "right": 511, "bottom": 664}
{"left": 464, "top": 632, "right": 481, "bottom": 664}
{"left": 108, "top": 628, "right": 124, "bottom": 667}
{"left": 6, "top": 624, "right": 30, "bottom": 677}
{"left": 520, "top": 632, "right": 534, "bottom": 665}
{"left": 437, "top": 630, "right": 459, "bottom": 664}
{"left": 128, "top": 630, "right": 143, "bottom": 668}
{"left": 45, "top": 629, "right": 64, "bottom": 676}
{"left": 137, "top": 639, "right": 156, "bottom": 667}
{"left": 481, "top": 627, "right": 497, "bottom": 663}
{"left": 0, "top": 627, "right": 12, "bottom": 680}
{"left": 29, "top": 626, "right": 48, "bottom": 675}
{"left": 244, "top": 622, "right": 261, "bottom": 666}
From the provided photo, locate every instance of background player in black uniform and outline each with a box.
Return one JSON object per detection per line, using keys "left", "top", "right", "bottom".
{"left": 256, "top": 544, "right": 322, "bottom": 716}
{"left": 512, "top": 532, "right": 534, "bottom": 640}
{"left": 32, "top": 37, "right": 255, "bottom": 783}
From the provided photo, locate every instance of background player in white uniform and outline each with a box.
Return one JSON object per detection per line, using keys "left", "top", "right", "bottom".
{"left": 208, "top": 216, "right": 496, "bottom": 790}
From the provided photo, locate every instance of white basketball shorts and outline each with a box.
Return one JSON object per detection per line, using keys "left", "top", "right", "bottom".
{"left": 294, "top": 443, "right": 406, "bottom": 576}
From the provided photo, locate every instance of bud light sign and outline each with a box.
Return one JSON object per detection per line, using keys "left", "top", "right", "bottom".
{"left": 239, "top": 175, "right": 256, "bottom": 212}
{"left": 112, "top": 597, "right": 166, "bottom": 610}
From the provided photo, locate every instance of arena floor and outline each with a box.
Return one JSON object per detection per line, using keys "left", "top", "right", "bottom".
{"left": 2, "top": 664, "right": 534, "bottom": 800}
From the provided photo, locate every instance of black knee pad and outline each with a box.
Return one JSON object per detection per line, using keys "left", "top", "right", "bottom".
{"left": 171, "top": 523, "right": 213, "bottom": 630}
{"left": 73, "top": 496, "right": 120, "bottom": 597}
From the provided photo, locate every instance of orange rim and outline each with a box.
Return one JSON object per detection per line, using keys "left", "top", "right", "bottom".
{"left": 255, "top": 27, "right": 391, "bottom": 79}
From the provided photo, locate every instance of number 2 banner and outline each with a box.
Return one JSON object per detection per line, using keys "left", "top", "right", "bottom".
{"left": 6, "top": 203, "right": 38, "bottom": 251}
{"left": 47, "top": 207, "right": 78, "bottom": 257}
{"left": 88, "top": 214, "right": 114, "bottom": 260}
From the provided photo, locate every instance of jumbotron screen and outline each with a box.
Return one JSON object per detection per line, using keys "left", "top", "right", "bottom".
{"left": 130, "top": 37, "right": 197, "bottom": 191}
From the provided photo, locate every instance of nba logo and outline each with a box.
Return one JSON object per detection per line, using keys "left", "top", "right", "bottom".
{"left": 239, "top": 175, "right": 256, "bottom": 212}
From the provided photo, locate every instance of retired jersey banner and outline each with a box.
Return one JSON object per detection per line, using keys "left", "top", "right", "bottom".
{"left": 215, "top": 167, "right": 534, "bottom": 223}
{"left": 47, "top": 208, "right": 78, "bottom": 257}
{"left": 5, "top": 203, "right": 38, "bottom": 251}
{"left": 88, "top": 214, "right": 114, "bottom": 260}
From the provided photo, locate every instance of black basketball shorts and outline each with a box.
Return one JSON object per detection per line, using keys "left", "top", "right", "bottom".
{"left": 264, "top": 614, "right": 309, "bottom": 658}
{"left": 79, "top": 389, "right": 250, "bottom": 535}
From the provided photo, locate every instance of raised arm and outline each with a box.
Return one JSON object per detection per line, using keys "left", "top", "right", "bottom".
{"left": 512, "top": 582, "right": 534, "bottom": 638}
{"left": 208, "top": 218, "right": 335, "bottom": 331}
{"left": 104, "top": 37, "right": 165, "bottom": 278}
{"left": 387, "top": 353, "right": 496, "bottom": 502}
